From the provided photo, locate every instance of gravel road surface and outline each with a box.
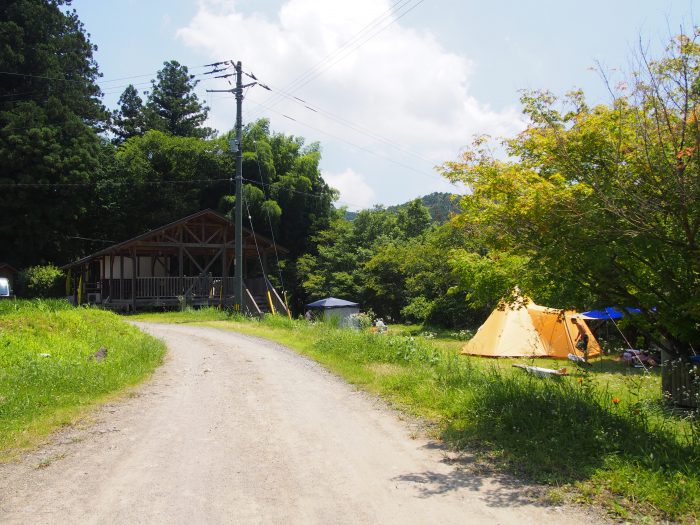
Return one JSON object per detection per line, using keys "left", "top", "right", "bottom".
{"left": 0, "top": 323, "right": 606, "bottom": 524}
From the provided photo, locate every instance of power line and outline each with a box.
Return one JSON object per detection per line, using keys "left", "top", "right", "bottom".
{"left": 284, "top": 0, "right": 427, "bottom": 95}
{"left": 0, "top": 65, "right": 217, "bottom": 104}
{"left": 0, "top": 178, "right": 233, "bottom": 188}
{"left": 244, "top": 76, "right": 437, "bottom": 167}
{"left": 241, "top": 94, "right": 453, "bottom": 186}
{"left": 241, "top": 177, "right": 365, "bottom": 210}
{"left": 0, "top": 63, "right": 210, "bottom": 86}
{"left": 257, "top": 0, "right": 426, "bottom": 113}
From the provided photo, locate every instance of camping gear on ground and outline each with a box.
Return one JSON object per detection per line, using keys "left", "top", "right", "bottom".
{"left": 374, "top": 319, "right": 387, "bottom": 333}
{"left": 305, "top": 297, "right": 360, "bottom": 327}
{"left": 567, "top": 352, "right": 592, "bottom": 368}
{"left": 621, "top": 349, "right": 658, "bottom": 367}
{"left": 461, "top": 296, "right": 601, "bottom": 359}
{"left": 512, "top": 364, "right": 568, "bottom": 377}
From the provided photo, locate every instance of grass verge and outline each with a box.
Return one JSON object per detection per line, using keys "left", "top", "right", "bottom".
{"left": 0, "top": 300, "right": 165, "bottom": 458}
{"left": 133, "top": 309, "right": 699, "bottom": 523}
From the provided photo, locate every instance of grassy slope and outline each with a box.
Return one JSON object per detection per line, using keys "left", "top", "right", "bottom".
{"left": 0, "top": 300, "right": 165, "bottom": 457}
{"left": 133, "top": 310, "right": 699, "bottom": 523}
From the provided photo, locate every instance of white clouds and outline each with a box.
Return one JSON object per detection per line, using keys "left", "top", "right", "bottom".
{"left": 177, "top": 0, "right": 525, "bottom": 206}
{"left": 322, "top": 168, "right": 376, "bottom": 211}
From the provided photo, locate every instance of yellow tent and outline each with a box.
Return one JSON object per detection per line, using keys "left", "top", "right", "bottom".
{"left": 461, "top": 297, "right": 601, "bottom": 359}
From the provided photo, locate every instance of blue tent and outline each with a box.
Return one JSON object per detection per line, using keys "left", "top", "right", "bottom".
{"left": 306, "top": 297, "right": 359, "bottom": 309}
{"left": 580, "top": 307, "right": 642, "bottom": 320}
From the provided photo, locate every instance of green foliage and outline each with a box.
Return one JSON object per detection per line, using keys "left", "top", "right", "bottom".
{"left": 297, "top": 211, "right": 369, "bottom": 301}
{"left": 441, "top": 32, "right": 700, "bottom": 355}
{"left": 145, "top": 60, "right": 212, "bottom": 139}
{"left": 401, "top": 296, "right": 433, "bottom": 323}
{"left": 0, "top": 301, "right": 165, "bottom": 453}
{"left": 111, "top": 84, "right": 146, "bottom": 143}
{"left": 386, "top": 192, "right": 461, "bottom": 224}
{"left": 94, "top": 130, "right": 231, "bottom": 241}
{"left": 17, "top": 265, "right": 64, "bottom": 298}
{"left": 0, "top": 0, "right": 108, "bottom": 267}
{"left": 396, "top": 198, "right": 431, "bottom": 238}
{"left": 300, "top": 206, "right": 476, "bottom": 326}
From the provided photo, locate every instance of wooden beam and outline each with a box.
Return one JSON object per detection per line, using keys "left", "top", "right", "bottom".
{"left": 183, "top": 247, "right": 204, "bottom": 273}
{"left": 204, "top": 226, "right": 221, "bottom": 244}
{"left": 183, "top": 224, "right": 201, "bottom": 243}
{"left": 131, "top": 249, "right": 137, "bottom": 311}
{"left": 133, "top": 241, "right": 230, "bottom": 249}
{"left": 200, "top": 247, "right": 224, "bottom": 275}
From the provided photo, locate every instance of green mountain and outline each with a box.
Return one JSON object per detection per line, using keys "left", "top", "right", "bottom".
{"left": 345, "top": 192, "right": 460, "bottom": 222}
{"left": 399, "top": 192, "right": 461, "bottom": 223}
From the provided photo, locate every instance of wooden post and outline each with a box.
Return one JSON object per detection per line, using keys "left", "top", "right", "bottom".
{"left": 131, "top": 249, "right": 136, "bottom": 312}
{"left": 178, "top": 246, "right": 184, "bottom": 295}
{"left": 99, "top": 257, "right": 103, "bottom": 303}
{"left": 110, "top": 254, "right": 114, "bottom": 303}
{"left": 221, "top": 228, "right": 227, "bottom": 304}
{"left": 119, "top": 255, "right": 124, "bottom": 301}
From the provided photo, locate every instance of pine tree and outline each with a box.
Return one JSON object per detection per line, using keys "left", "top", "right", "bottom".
{"left": 111, "top": 84, "right": 146, "bottom": 143}
{"left": 0, "top": 0, "right": 108, "bottom": 267}
{"left": 145, "top": 60, "right": 213, "bottom": 138}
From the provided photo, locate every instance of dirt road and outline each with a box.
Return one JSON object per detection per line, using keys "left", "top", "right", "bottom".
{"left": 0, "top": 323, "right": 605, "bottom": 524}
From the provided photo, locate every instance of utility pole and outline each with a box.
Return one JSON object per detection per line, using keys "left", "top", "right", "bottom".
{"left": 233, "top": 61, "right": 243, "bottom": 311}
{"left": 207, "top": 60, "right": 269, "bottom": 313}
{"left": 207, "top": 61, "right": 246, "bottom": 311}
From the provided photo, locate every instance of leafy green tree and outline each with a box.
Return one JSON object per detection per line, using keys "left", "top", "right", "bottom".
{"left": 441, "top": 32, "right": 700, "bottom": 355}
{"left": 396, "top": 199, "right": 432, "bottom": 238}
{"left": 145, "top": 60, "right": 212, "bottom": 138}
{"left": 299, "top": 211, "right": 371, "bottom": 296}
{"left": 95, "top": 130, "right": 230, "bottom": 241}
{"left": 111, "top": 84, "right": 146, "bottom": 143}
{"left": 352, "top": 206, "right": 399, "bottom": 245}
{"left": 0, "top": 0, "right": 107, "bottom": 267}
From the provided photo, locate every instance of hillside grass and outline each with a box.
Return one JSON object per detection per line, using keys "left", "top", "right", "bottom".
{"left": 0, "top": 300, "right": 165, "bottom": 458}
{"left": 133, "top": 309, "right": 699, "bottom": 523}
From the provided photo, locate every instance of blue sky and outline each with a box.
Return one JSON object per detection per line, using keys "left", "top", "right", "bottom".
{"left": 71, "top": 0, "right": 699, "bottom": 209}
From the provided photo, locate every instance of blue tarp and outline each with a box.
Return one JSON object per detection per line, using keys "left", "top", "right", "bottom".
{"left": 306, "top": 297, "right": 359, "bottom": 309}
{"left": 580, "top": 307, "right": 642, "bottom": 320}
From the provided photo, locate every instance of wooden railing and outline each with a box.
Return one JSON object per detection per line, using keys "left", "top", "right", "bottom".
{"left": 97, "top": 277, "right": 288, "bottom": 315}
{"left": 101, "top": 277, "right": 237, "bottom": 301}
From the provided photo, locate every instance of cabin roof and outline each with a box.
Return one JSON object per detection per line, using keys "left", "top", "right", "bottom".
{"left": 62, "top": 209, "right": 288, "bottom": 270}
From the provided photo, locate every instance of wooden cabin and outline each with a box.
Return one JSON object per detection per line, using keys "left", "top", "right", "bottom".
{"left": 62, "top": 209, "right": 288, "bottom": 314}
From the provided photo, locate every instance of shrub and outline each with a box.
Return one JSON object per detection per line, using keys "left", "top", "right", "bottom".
{"left": 17, "top": 265, "right": 64, "bottom": 298}
{"left": 401, "top": 296, "right": 433, "bottom": 323}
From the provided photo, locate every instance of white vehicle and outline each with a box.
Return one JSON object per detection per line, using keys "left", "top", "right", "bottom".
{"left": 0, "top": 277, "right": 12, "bottom": 298}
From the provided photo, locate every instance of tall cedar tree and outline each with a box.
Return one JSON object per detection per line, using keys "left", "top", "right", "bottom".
{"left": 111, "top": 84, "right": 146, "bottom": 143}
{"left": 0, "top": 0, "right": 107, "bottom": 267}
{"left": 145, "top": 61, "right": 212, "bottom": 138}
